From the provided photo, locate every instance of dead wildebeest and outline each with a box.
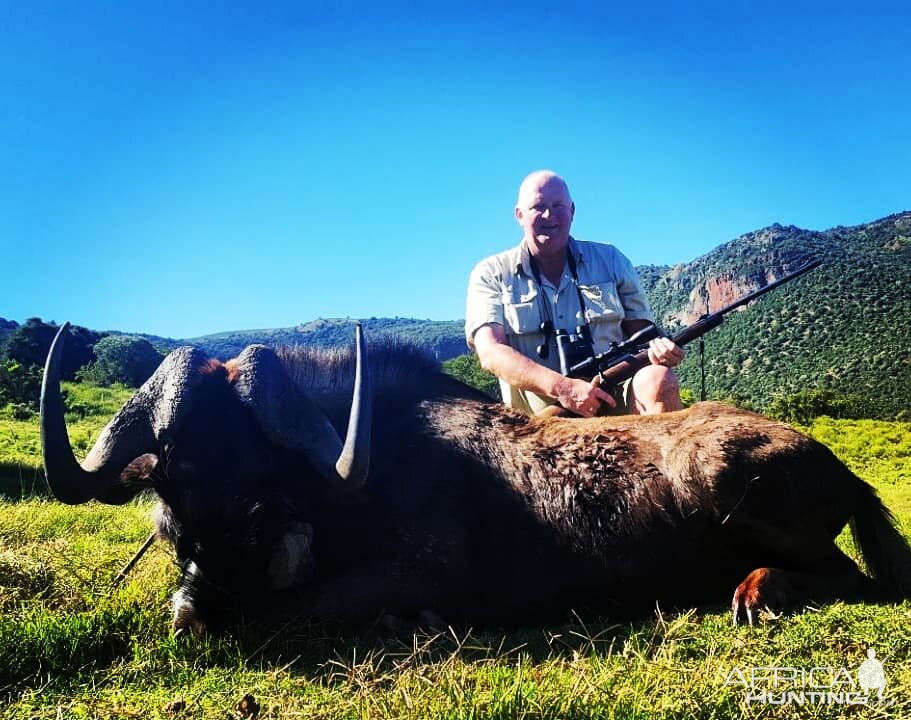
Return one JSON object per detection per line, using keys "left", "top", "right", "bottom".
{"left": 41, "top": 323, "right": 911, "bottom": 634}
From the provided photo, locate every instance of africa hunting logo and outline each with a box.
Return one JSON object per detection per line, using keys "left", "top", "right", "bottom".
{"left": 724, "top": 648, "right": 889, "bottom": 706}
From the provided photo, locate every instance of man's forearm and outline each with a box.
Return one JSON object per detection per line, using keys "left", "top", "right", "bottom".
{"left": 471, "top": 325, "right": 615, "bottom": 416}
{"left": 477, "top": 342, "right": 569, "bottom": 401}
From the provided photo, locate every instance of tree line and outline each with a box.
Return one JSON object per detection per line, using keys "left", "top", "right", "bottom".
{"left": 0, "top": 318, "right": 164, "bottom": 414}
{"left": 3, "top": 315, "right": 905, "bottom": 426}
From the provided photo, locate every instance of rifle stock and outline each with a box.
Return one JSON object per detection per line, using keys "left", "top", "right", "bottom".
{"left": 596, "top": 347, "right": 652, "bottom": 387}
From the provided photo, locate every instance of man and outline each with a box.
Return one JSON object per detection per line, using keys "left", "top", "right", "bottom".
{"left": 465, "top": 170, "right": 684, "bottom": 417}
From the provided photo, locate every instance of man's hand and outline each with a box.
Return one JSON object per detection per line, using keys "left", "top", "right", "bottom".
{"left": 622, "top": 320, "right": 684, "bottom": 369}
{"left": 473, "top": 323, "right": 616, "bottom": 417}
{"left": 553, "top": 375, "right": 616, "bottom": 418}
{"left": 647, "top": 337, "right": 685, "bottom": 368}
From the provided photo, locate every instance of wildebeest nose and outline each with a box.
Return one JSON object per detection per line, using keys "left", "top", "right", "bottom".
{"left": 171, "top": 585, "right": 209, "bottom": 636}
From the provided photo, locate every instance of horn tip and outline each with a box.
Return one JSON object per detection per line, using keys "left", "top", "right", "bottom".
{"left": 54, "top": 321, "right": 71, "bottom": 339}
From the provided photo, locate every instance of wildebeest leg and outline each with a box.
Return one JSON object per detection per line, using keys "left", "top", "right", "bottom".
{"left": 723, "top": 508, "right": 876, "bottom": 625}
{"left": 731, "top": 550, "right": 872, "bottom": 625}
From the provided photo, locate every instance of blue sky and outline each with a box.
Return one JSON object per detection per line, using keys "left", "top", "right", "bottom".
{"left": 3, "top": 1, "right": 909, "bottom": 339}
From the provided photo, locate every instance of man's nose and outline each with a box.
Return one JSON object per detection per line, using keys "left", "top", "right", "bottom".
{"left": 541, "top": 207, "right": 552, "bottom": 219}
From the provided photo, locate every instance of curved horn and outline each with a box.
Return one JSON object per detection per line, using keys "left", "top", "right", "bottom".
{"left": 41, "top": 322, "right": 98, "bottom": 503}
{"left": 232, "top": 323, "right": 372, "bottom": 492}
{"left": 41, "top": 324, "right": 205, "bottom": 505}
{"left": 42, "top": 323, "right": 144, "bottom": 503}
{"left": 333, "top": 322, "right": 371, "bottom": 491}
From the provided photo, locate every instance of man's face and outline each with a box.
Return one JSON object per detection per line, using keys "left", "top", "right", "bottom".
{"left": 515, "top": 178, "right": 575, "bottom": 259}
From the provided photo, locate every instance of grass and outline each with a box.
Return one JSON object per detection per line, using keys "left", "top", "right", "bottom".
{"left": 1, "top": 388, "right": 910, "bottom": 718}
{"left": 798, "top": 417, "right": 911, "bottom": 522}
{"left": 0, "top": 381, "right": 133, "bottom": 498}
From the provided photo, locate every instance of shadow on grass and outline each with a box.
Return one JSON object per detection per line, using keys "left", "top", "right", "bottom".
{"left": 4, "top": 589, "right": 908, "bottom": 719}
{"left": 0, "top": 462, "right": 50, "bottom": 501}
{"left": 205, "top": 601, "right": 721, "bottom": 682}
{"left": 187, "top": 584, "right": 911, "bottom": 682}
{"left": 0, "top": 586, "right": 711, "bottom": 697}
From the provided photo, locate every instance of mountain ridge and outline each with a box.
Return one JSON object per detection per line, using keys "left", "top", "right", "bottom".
{"left": 4, "top": 210, "right": 909, "bottom": 417}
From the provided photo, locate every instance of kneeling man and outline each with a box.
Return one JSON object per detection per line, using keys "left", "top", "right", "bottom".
{"left": 465, "top": 170, "right": 684, "bottom": 417}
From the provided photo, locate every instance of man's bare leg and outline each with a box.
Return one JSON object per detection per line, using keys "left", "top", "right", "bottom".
{"left": 629, "top": 365, "right": 683, "bottom": 414}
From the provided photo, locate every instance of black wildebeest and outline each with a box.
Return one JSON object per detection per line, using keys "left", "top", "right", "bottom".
{"left": 41, "top": 323, "right": 911, "bottom": 633}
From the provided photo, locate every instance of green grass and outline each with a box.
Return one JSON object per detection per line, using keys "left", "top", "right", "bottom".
{"left": 0, "top": 381, "right": 133, "bottom": 498}
{"left": 1, "top": 391, "right": 910, "bottom": 718}
{"left": 799, "top": 417, "right": 911, "bottom": 523}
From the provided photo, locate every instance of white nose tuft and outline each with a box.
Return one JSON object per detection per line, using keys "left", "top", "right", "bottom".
{"left": 171, "top": 561, "right": 208, "bottom": 636}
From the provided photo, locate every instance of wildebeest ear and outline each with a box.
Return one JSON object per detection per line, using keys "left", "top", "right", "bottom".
{"left": 118, "top": 453, "right": 160, "bottom": 487}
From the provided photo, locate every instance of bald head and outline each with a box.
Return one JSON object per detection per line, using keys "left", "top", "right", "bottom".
{"left": 516, "top": 170, "right": 572, "bottom": 207}
{"left": 515, "top": 170, "right": 575, "bottom": 262}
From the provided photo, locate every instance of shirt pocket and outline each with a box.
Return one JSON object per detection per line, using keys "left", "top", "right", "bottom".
{"left": 578, "top": 281, "right": 624, "bottom": 323}
{"left": 502, "top": 286, "right": 542, "bottom": 335}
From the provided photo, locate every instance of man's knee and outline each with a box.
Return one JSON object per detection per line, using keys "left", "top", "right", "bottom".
{"left": 630, "top": 365, "right": 682, "bottom": 414}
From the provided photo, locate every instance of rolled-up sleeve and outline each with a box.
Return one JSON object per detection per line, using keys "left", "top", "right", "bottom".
{"left": 465, "top": 260, "right": 505, "bottom": 348}
{"left": 615, "top": 253, "right": 654, "bottom": 322}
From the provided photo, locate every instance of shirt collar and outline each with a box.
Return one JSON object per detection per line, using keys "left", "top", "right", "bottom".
{"left": 514, "top": 236, "right": 582, "bottom": 278}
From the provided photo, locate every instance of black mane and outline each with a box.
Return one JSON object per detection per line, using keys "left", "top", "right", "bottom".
{"left": 276, "top": 334, "right": 448, "bottom": 399}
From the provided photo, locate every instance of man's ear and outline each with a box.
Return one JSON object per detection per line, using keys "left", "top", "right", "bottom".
{"left": 570, "top": 201, "right": 575, "bottom": 220}
{"left": 514, "top": 206, "right": 523, "bottom": 224}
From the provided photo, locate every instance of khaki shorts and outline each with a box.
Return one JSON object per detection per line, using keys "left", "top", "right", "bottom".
{"left": 600, "top": 377, "right": 635, "bottom": 416}
{"left": 531, "top": 377, "right": 635, "bottom": 418}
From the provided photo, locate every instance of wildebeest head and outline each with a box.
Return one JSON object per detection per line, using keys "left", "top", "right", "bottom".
{"left": 40, "top": 322, "right": 372, "bottom": 633}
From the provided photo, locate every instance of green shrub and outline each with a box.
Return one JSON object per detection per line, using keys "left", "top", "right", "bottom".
{"left": 0, "top": 359, "right": 43, "bottom": 410}
{"left": 76, "top": 335, "right": 164, "bottom": 388}
{"left": 7, "top": 403, "right": 34, "bottom": 421}
{"left": 767, "top": 388, "right": 872, "bottom": 424}
{"left": 3, "top": 318, "right": 101, "bottom": 380}
{"left": 678, "top": 388, "right": 696, "bottom": 407}
{"left": 443, "top": 353, "right": 499, "bottom": 398}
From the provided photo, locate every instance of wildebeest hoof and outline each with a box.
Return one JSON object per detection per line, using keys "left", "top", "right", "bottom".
{"left": 732, "top": 567, "right": 790, "bottom": 626}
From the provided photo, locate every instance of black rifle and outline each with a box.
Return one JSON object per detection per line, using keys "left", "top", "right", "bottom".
{"left": 566, "top": 258, "right": 822, "bottom": 386}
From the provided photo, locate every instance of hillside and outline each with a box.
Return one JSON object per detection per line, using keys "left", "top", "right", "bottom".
{"left": 4, "top": 211, "right": 909, "bottom": 418}
{"left": 638, "top": 211, "right": 911, "bottom": 417}
{"left": 169, "top": 317, "right": 466, "bottom": 361}
{"left": 181, "top": 212, "right": 908, "bottom": 417}
{"left": 0, "top": 318, "right": 18, "bottom": 351}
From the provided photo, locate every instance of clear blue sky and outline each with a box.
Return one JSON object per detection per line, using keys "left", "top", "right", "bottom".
{"left": 3, "top": 1, "right": 909, "bottom": 339}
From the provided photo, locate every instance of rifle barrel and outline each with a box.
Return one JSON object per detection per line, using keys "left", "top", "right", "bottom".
{"left": 594, "top": 257, "right": 821, "bottom": 388}
{"left": 715, "top": 258, "right": 822, "bottom": 315}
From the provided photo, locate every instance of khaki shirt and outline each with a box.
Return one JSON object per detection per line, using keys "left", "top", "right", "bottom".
{"left": 465, "top": 238, "right": 653, "bottom": 414}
